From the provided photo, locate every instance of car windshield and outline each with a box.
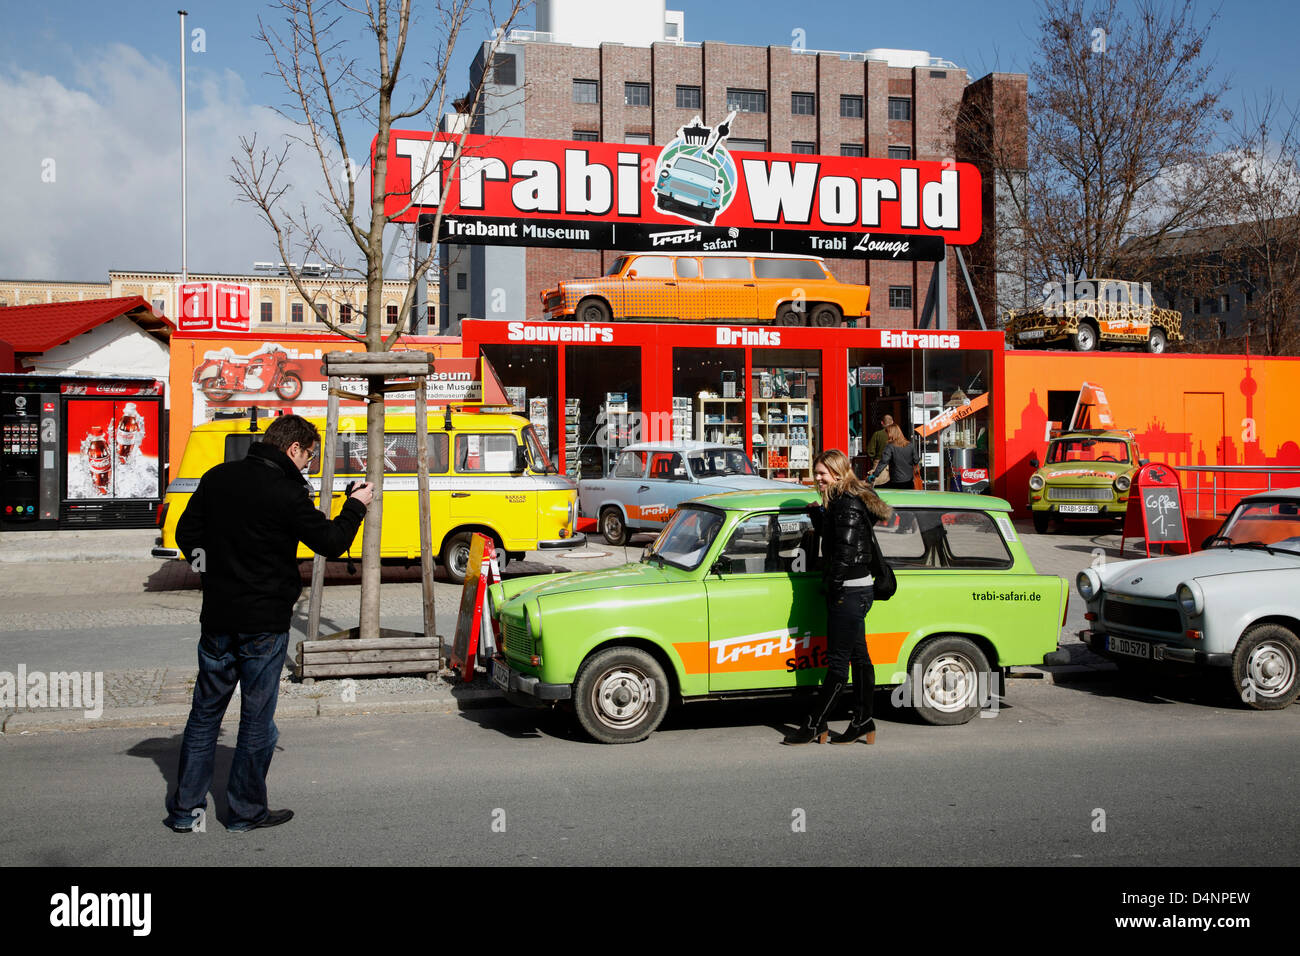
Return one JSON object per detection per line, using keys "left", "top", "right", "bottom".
{"left": 686, "top": 447, "right": 755, "bottom": 478}
{"left": 643, "top": 506, "right": 724, "bottom": 571}
{"left": 605, "top": 256, "right": 630, "bottom": 276}
{"left": 1210, "top": 500, "right": 1300, "bottom": 554}
{"left": 673, "top": 157, "right": 716, "bottom": 179}
{"left": 1047, "top": 438, "right": 1130, "bottom": 464}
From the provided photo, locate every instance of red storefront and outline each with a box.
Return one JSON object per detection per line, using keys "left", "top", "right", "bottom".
{"left": 462, "top": 319, "right": 1004, "bottom": 495}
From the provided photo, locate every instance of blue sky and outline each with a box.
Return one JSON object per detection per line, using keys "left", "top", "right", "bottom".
{"left": 1, "top": 0, "right": 1295, "bottom": 280}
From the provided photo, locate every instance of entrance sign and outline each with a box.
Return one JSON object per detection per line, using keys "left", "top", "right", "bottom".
{"left": 378, "top": 131, "right": 981, "bottom": 259}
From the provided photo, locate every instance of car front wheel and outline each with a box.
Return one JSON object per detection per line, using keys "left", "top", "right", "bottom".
{"left": 599, "top": 506, "right": 628, "bottom": 545}
{"left": 1146, "top": 328, "right": 1168, "bottom": 353}
{"left": 573, "top": 647, "right": 670, "bottom": 743}
{"left": 910, "top": 636, "right": 991, "bottom": 725}
{"left": 1232, "top": 624, "right": 1300, "bottom": 710}
{"left": 1032, "top": 511, "right": 1051, "bottom": 534}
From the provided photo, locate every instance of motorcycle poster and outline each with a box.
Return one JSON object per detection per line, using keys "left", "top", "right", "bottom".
{"left": 65, "top": 399, "right": 161, "bottom": 500}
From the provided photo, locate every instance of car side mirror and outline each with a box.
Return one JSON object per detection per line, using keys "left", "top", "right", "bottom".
{"left": 711, "top": 558, "right": 727, "bottom": 576}
{"left": 1029, "top": 455, "right": 1039, "bottom": 469}
{"left": 515, "top": 445, "right": 529, "bottom": 473}
{"left": 626, "top": 269, "right": 638, "bottom": 279}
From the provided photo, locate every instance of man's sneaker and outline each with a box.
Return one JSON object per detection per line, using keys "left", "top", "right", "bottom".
{"left": 229, "top": 809, "right": 294, "bottom": 832}
{"left": 164, "top": 818, "right": 197, "bottom": 833}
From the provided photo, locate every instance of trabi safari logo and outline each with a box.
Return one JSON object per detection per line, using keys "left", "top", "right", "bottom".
{"left": 652, "top": 111, "right": 738, "bottom": 226}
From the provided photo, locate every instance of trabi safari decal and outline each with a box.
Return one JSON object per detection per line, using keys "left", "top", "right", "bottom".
{"left": 652, "top": 111, "right": 738, "bottom": 225}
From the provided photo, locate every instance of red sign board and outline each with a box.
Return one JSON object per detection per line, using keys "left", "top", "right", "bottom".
{"left": 1121, "top": 462, "right": 1190, "bottom": 556}
{"left": 180, "top": 282, "right": 251, "bottom": 332}
{"left": 377, "top": 130, "right": 981, "bottom": 258}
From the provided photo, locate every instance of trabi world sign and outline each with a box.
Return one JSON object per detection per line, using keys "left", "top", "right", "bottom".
{"left": 376, "top": 120, "right": 981, "bottom": 260}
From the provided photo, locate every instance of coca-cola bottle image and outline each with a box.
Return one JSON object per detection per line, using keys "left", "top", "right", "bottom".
{"left": 116, "top": 402, "right": 143, "bottom": 463}
{"left": 86, "top": 426, "right": 112, "bottom": 495}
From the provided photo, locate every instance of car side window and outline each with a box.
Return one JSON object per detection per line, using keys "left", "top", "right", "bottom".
{"left": 675, "top": 257, "right": 700, "bottom": 279}
{"left": 876, "top": 509, "right": 1013, "bottom": 569}
{"left": 701, "top": 257, "right": 754, "bottom": 279}
{"left": 614, "top": 450, "right": 648, "bottom": 478}
{"left": 455, "top": 433, "right": 517, "bottom": 473}
{"left": 336, "top": 432, "right": 449, "bottom": 475}
{"left": 630, "top": 256, "right": 674, "bottom": 278}
{"left": 753, "top": 258, "right": 827, "bottom": 280}
{"left": 717, "top": 512, "right": 819, "bottom": 574}
{"left": 648, "top": 452, "right": 687, "bottom": 480}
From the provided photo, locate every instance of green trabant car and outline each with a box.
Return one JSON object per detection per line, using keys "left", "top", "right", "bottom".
{"left": 488, "top": 489, "right": 1068, "bottom": 743}
{"left": 1027, "top": 429, "right": 1144, "bottom": 534}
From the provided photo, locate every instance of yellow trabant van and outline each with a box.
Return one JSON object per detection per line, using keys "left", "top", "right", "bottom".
{"left": 153, "top": 409, "right": 584, "bottom": 583}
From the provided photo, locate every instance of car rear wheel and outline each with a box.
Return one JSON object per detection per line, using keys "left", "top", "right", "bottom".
{"left": 776, "top": 304, "right": 805, "bottom": 326}
{"left": 599, "top": 506, "right": 628, "bottom": 546}
{"left": 577, "top": 297, "right": 612, "bottom": 324}
{"left": 910, "top": 636, "right": 991, "bottom": 725}
{"left": 811, "top": 303, "right": 841, "bottom": 328}
{"left": 1232, "top": 624, "right": 1300, "bottom": 710}
{"left": 1072, "top": 321, "right": 1099, "bottom": 352}
{"left": 573, "top": 647, "right": 670, "bottom": 743}
{"left": 439, "top": 531, "right": 504, "bottom": 585}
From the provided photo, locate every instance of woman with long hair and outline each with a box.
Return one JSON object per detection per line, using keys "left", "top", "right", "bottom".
{"left": 869, "top": 422, "right": 918, "bottom": 491}
{"left": 784, "top": 449, "right": 893, "bottom": 745}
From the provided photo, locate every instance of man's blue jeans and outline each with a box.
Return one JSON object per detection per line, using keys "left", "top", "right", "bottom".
{"left": 165, "top": 630, "right": 288, "bottom": 830}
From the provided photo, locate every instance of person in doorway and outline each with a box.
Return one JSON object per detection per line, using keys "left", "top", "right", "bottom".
{"left": 165, "top": 414, "right": 373, "bottom": 833}
{"left": 870, "top": 422, "right": 919, "bottom": 490}
{"left": 785, "top": 449, "right": 892, "bottom": 745}
{"left": 865, "top": 414, "right": 894, "bottom": 470}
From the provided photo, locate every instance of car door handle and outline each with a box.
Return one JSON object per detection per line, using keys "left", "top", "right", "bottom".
{"left": 665, "top": 282, "right": 677, "bottom": 286}
{"left": 745, "top": 283, "right": 756, "bottom": 287}
{"left": 451, "top": 492, "right": 470, "bottom": 498}
{"left": 638, "top": 485, "right": 650, "bottom": 492}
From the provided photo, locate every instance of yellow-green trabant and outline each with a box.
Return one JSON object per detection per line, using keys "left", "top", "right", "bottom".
{"left": 489, "top": 489, "right": 1068, "bottom": 743}
{"left": 1027, "top": 429, "right": 1145, "bottom": 533}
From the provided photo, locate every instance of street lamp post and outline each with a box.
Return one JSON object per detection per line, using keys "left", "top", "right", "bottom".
{"left": 179, "top": 10, "right": 189, "bottom": 289}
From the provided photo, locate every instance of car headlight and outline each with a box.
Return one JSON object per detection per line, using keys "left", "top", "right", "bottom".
{"left": 1076, "top": 569, "right": 1099, "bottom": 601}
{"left": 1029, "top": 474, "right": 1045, "bottom": 491}
{"left": 1177, "top": 581, "right": 1203, "bottom": 616}
{"left": 1114, "top": 474, "right": 1131, "bottom": 492}
{"left": 659, "top": 169, "right": 669, "bottom": 178}
{"left": 712, "top": 185, "right": 722, "bottom": 194}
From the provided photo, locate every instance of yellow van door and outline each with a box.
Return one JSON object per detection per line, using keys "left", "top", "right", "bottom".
{"left": 449, "top": 432, "right": 535, "bottom": 552}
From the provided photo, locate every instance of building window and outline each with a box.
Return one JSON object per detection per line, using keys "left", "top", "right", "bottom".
{"left": 726, "top": 89, "right": 766, "bottom": 113}
{"left": 624, "top": 133, "right": 652, "bottom": 145}
{"left": 888, "top": 97, "right": 912, "bottom": 121}
{"left": 456, "top": 273, "right": 467, "bottom": 290}
{"left": 791, "top": 141, "right": 816, "bottom": 154}
{"left": 676, "top": 85, "right": 700, "bottom": 110}
{"left": 888, "top": 146, "right": 911, "bottom": 160}
{"left": 791, "top": 92, "right": 815, "bottom": 115}
{"left": 573, "top": 79, "right": 598, "bottom": 104}
{"left": 1217, "top": 319, "right": 1227, "bottom": 338}
{"left": 291, "top": 302, "right": 303, "bottom": 323}
{"left": 1219, "top": 294, "right": 1230, "bottom": 313}
{"left": 260, "top": 301, "right": 273, "bottom": 323}
{"left": 572, "top": 130, "right": 599, "bottom": 141}
{"left": 340, "top": 304, "right": 352, "bottom": 324}
{"left": 625, "top": 82, "right": 650, "bottom": 107}
{"left": 489, "top": 53, "right": 516, "bottom": 86}
{"left": 386, "top": 304, "right": 398, "bottom": 324}
{"left": 840, "top": 144, "right": 864, "bottom": 157}
{"left": 727, "top": 138, "right": 766, "bottom": 153}
{"left": 840, "top": 95, "right": 863, "bottom": 118}
{"left": 889, "top": 286, "right": 912, "bottom": 309}
{"left": 152, "top": 297, "right": 166, "bottom": 314}
{"left": 1193, "top": 298, "right": 1201, "bottom": 314}
{"left": 427, "top": 304, "right": 437, "bottom": 328}
{"left": 314, "top": 303, "right": 328, "bottom": 323}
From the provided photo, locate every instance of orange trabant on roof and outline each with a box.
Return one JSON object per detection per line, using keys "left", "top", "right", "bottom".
{"left": 540, "top": 252, "right": 870, "bottom": 327}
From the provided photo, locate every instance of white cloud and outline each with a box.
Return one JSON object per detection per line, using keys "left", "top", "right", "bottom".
{"left": 0, "top": 42, "right": 358, "bottom": 281}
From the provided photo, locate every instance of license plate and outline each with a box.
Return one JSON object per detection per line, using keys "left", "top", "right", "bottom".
{"left": 1108, "top": 636, "right": 1150, "bottom": 659}
{"left": 1019, "top": 329, "right": 1046, "bottom": 339}
{"left": 491, "top": 660, "right": 511, "bottom": 691}
{"left": 1059, "top": 504, "right": 1100, "bottom": 514}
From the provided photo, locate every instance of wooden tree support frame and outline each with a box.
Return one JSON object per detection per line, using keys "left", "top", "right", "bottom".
{"left": 298, "top": 351, "right": 441, "bottom": 680}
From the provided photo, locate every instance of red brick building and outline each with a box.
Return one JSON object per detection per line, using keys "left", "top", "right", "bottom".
{"left": 441, "top": 2, "right": 1025, "bottom": 334}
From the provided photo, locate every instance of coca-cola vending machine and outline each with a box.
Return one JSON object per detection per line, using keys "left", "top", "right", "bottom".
{"left": 0, "top": 374, "right": 166, "bottom": 531}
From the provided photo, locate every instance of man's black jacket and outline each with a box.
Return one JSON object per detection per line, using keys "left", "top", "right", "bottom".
{"left": 176, "top": 442, "right": 366, "bottom": 633}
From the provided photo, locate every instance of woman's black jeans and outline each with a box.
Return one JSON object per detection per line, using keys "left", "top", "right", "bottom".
{"left": 826, "top": 585, "right": 875, "bottom": 716}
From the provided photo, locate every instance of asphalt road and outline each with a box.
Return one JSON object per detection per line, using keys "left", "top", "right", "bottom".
{"left": 1, "top": 678, "right": 1296, "bottom": 866}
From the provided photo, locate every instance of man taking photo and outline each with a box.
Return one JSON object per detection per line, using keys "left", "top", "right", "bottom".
{"left": 165, "top": 413, "right": 373, "bottom": 832}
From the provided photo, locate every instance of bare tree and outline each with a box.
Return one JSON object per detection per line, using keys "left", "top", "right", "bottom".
{"left": 950, "top": 0, "right": 1230, "bottom": 317}
{"left": 231, "top": 0, "right": 528, "bottom": 639}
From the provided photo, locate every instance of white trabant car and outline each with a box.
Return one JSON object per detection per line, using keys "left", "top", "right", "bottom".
{"left": 1076, "top": 488, "right": 1300, "bottom": 709}
{"left": 578, "top": 441, "right": 798, "bottom": 545}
